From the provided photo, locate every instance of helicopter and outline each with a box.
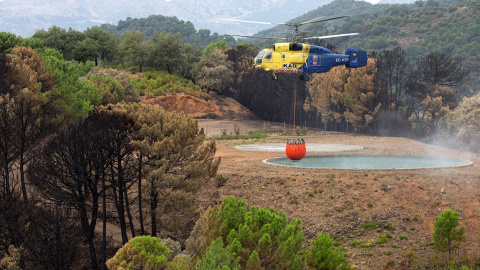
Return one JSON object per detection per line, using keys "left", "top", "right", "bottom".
{"left": 223, "top": 16, "right": 367, "bottom": 81}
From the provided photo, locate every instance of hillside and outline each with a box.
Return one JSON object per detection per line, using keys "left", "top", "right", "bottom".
{"left": 1, "top": 0, "right": 333, "bottom": 38}
{"left": 245, "top": 0, "right": 480, "bottom": 95}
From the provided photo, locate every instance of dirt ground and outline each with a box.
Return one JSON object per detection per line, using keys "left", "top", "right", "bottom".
{"left": 145, "top": 93, "right": 480, "bottom": 269}
{"left": 194, "top": 123, "right": 480, "bottom": 269}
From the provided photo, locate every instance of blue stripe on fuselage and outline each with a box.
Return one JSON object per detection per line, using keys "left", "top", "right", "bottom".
{"left": 299, "top": 45, "right": 349, "bottom": 74}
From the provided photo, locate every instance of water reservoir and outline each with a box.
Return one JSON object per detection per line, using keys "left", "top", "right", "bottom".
{"left": 264, "top": 154, "right": 472, "bottom": 169}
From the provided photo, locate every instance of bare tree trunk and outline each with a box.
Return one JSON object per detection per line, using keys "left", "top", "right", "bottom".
{"left": 150, "top": 189, "right": 158, "bottom": 237}
{"left": 111, "top": 165, "right": 128, "bottom": 245}
{"left": 102, "top": 175, "right": 107, "bottom": 270}
{"left": 138, "top": 155, "right": 145, "bottom": 235}
{"left": 79, "top": 198, "right": 99, "bottom": 270}
{"left": 123, "top": 184, "right": 135, "bottom": 238}
{"left": 19, "top": 156, "right": 28, "bottom": 206}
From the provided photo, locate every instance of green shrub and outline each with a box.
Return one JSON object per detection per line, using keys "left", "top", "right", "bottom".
{"left": 350, "top": 240, "right": 362, "bottom": 247}
{"left": 195, "top": 238, "right": 241, "bottom": 270}
{"left": 106, "top": 235, "right": 170, "bottom": 270}
{"left": 161, "top": 238, "right": 181, "bottom": 259}
{"left": 386, "top": 223, "right": 396, "bottom": 231}
{"left": 433, "top": 210, "right": 466, "bottom": 255}
{"left": 129, "top": 66, "right": 138, "bottom": 74}
{"left": 215, "top": 174, "right": 228, "bottom": 187}
{"left": 377, "top": 235, "right": 389, "bottom": 244}
{"left": 186, "top": 196, "right": 305, "bottom": 269}
{"left": 361, "top": 220, "right": 378, "bottom": 230}
{"left": 306, "top": 233, "right": 349, "bottom": 270}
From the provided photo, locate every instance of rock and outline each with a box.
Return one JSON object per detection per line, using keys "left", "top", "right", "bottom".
{"left": 441, "top": 187, "right": 446, "bottom": 194}
{"left": 418, "top": 185, "right": 424, "bottom": 190}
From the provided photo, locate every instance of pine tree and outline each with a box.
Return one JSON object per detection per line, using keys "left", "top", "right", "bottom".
{"left": 106, "top": 236, "right": 170, "bottom": 270}
{"left": 433, "top": 210, "right": 466, "bottom": 256}
{"left": 306, "top": 233, "right": 349, "bottom": 270}
{"left": 99, "top": 103, "right": 219, "bottom": 239}
{"left": 187, "top": 196, "right": 305, "bottom": 269}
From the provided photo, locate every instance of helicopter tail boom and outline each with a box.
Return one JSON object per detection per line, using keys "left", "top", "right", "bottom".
{"left": 345, "top": 48, "right": 367, "bottom": 68}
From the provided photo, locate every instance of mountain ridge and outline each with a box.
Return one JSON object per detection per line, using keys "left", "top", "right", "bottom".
{"left": 1, "top": 0, "right": 346, "bottom": 37}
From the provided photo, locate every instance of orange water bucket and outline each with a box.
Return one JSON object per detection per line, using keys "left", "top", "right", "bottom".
{"left": 286, "top": 139, "right": 306, "bottom": 161}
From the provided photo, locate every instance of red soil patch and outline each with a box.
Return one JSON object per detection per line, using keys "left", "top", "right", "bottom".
{"left": 141, "top": 92, "right": 255, "bottom": 120}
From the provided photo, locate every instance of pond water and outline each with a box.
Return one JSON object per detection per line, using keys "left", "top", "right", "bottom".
{"left": 264, "top": 154, "right": 472, "bottom": 169}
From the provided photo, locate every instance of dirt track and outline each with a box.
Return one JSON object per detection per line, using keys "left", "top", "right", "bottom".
{"left": 195, "top": 126, "right": 480, "bottom": 269}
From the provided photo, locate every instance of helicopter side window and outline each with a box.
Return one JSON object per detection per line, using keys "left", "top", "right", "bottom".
{"left": 255, "top": 51, "right": 266, "bottom": 59}
{"left": 265, "top": 52, "right": 272, "bottom": 59}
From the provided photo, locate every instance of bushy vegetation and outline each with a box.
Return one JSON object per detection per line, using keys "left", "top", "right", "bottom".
{"left": 212, "top": 129, "right": 268, "bottom": 140}
{"left": 306, "top": 233, "right": 349, "bottom": 270}
{"left": 445, "top": 91, "right": 480, "bottom": 151}
{"left": 132, "top": 70, "right": 208, "bottom": 99}
{"left": 106, "top": 236, "right": 170, "bottom": 270}
{"left": 186, "top": 196, "right": 306, "bottom": 269}
{"left": 433, "top": 210, "right": 466, "bottom": 256}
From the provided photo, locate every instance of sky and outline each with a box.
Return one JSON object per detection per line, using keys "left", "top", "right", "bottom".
{"left": 362, "top": 0, "right": 383, "bottom": 4}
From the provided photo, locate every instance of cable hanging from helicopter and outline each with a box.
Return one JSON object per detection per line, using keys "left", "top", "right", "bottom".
{"left": 221, "top": 16, "right": 368, "bottom": 160}
{"left": 221, "top": 16, "right": 367, "bottom": 81}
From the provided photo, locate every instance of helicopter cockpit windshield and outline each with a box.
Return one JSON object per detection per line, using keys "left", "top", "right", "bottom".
{"left": 255, "top": 50, "right": 266, "bottom": 65}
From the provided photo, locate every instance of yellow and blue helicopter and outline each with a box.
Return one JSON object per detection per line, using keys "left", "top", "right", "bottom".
{"left": 223, "top": 16, "right": 367, "bottom": 80}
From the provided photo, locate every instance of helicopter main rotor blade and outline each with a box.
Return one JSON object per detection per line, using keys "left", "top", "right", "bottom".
{"left": 303, "top": 33, "right": 359, "bottom": 40}
{"left": 220, "top": 18, "right": 285, "bottom": 26}
{"left": 298, "top": 15, "right": 350, "bottom": 26}
{"left": 227, "top": 34, "right": 288, "bottom": 40}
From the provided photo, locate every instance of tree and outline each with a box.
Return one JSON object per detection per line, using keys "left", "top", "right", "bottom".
{"left": 34, "top": 27, "right": 87, "bottom": 61}
{"left": 181, "top": 43, "right": 203, "bottom": 80}
{"left": 87, "top": 74, "right": 125, "bottom": 105}
{"left": 0, "top": 96, "right": 18, "bottom": 196}
{"left": 39, "top": 47, "right": 97, "bottom": 121}
{"left": 99, "top": 103, "right": 220, "bottom": 241}
{"left": 195, "top": 238, "right": 241, "bottom": 270}
{"left": 195, "top": 49, "right": 234, "bottom": 93}
{"left": 415, "top": 51, "right": 468, "bottom": 88}
{"left": 72, "top": 38, "right": 99, "bottom": 63}
{"left": 63, "top": 28, "right": 87, "bottom": 61}
{"left": 433, "top": 210, "right": 466, "bottom": 256}
{"left": 0, "top": 245, "right": 21, "bottom": 270}
{"left": 118, "top": 30, "right": 152, "bottom": 71}
{"left": 3, "top": 47, "right": 56, "bottom": 206}
{"left": 343, "top": 58, "right": 382, "bottom": 132}
{"left": 203, "top": 40, "right": 230, "bottom": 57}
{"left": 106, "top": 236, "right": 170, "bottom": 270}
{"left": 85, "top": 26, "right": 118, "bottom": 64}
{"left": 375, "top": 47, "right": 409, "bottom": 110}
{"left": 80, "top": 67, "right": 140, "bottom": 103}
{"left": 446, "top": 91, "right": 480, "bottom": 151}
{"left": 32, "top": 26, "right": 68, "bottom": 56}
{"left": 186, "top": 196, "right": 305, "bottom": 269}
{"left": 28, "top": 112, "right": 131, "bottom": 269}
{"left": 0, "top": 32, "right": 19, "bottom": 95}
{"left": 148, "top": 32, "right": 185, "bottom": 74}
{"left": 420, "top": 84, "right": 454, "bottom": 135}
{"left": 0, "top": 192, "right": 83, "bottom": 269}
{"left": 306, "top": 233, "right": 349, "bottom": 270}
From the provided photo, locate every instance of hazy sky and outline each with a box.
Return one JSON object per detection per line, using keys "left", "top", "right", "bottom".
{"left": 362, "top": 0, "right": 382, "bottom": 3}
